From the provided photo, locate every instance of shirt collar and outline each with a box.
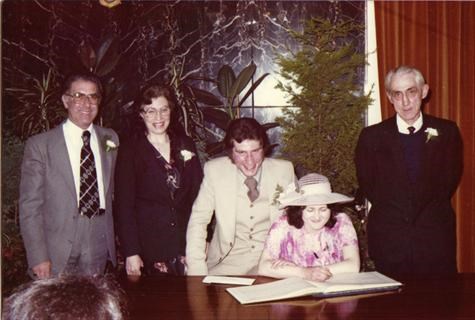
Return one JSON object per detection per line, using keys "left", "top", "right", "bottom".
{"left": 396, "top": 113, "right": 423, "bottom": 134}
{"left": 64, "top": 119, "right": 95, "bottom": 137}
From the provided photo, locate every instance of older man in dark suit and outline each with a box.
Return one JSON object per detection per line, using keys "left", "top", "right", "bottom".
{"left": 19, "top": 73, "right": 119, "bottom": 279}
{"left": 355, "top": 65, "right": 463, "bottom": 275}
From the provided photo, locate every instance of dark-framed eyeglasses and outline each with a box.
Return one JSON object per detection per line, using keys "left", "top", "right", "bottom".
{"left": 65, "top": 92, "right": 101, "bottom": 104}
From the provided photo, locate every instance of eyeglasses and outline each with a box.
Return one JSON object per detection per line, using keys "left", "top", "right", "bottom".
{"left": 142, "top": 107, "right": 171, "bottom": 118}
{"left": 389, "top": 87, "right": 420, "bottom": 101}
{"left": 65, "top": 92, "right": 101, "bottom": 104}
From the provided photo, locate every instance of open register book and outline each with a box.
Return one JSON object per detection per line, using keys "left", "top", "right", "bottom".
{"left": 226, "top": 271, "right": 402, "bottom": 304}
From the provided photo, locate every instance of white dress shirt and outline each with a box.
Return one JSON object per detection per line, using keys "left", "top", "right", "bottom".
{"left": 396, "top": 113, "right": 423, "bottom": 134}
{"left": 63, "top": 120, "right": 105, "bottom": 209}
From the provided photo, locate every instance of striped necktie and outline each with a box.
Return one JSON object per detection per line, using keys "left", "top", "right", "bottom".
{"left": 79, "top": 131, "right": 100, "bottom": 218}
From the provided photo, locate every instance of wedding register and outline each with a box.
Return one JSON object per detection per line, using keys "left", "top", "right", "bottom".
{"left": 226, "top": 271, "right": 402, "bottom": 304}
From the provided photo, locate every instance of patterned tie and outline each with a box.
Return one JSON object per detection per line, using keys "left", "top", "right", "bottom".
{"left": 79, "top": 131, "right": 100, "bottom": 218}
{"left": 408, "top": 126, "right": 416, "bottom": 135}
{"left": 244, "top": 176, "right": 259, "bottom": 202}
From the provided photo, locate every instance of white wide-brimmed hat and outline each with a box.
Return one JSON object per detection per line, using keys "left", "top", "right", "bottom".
{"left": 278, "top": 173, "right": 354, "bottom": 209}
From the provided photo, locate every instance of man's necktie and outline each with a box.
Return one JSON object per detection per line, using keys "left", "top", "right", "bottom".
{"left": 408, "top": 126, "right": 416, "bottom": 135}
{"left": 79, "top": 131, "right": 100, "bottom": 218}
{"left": 244, "top": 176, "right": 259, "bottom": 202}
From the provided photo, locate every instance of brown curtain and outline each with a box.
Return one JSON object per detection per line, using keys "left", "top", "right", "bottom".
{"left": 374, "top": 1, "right": 475, "bottom": 272}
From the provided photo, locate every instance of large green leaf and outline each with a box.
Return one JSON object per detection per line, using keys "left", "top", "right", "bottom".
{"left": 189, "top": 86, "right": 223, "bottom": 106}
{"left": 237, "top": 72, "right": 270, "bottom": 108}
{"left": 229, "top": 63, "right": 256, "bottom": 99}
{"left": 95, "top": 36, "right": 120, "bottom": 77}
{"left": 201, "top": 108, "right": 231, "bottom": 130}
{"left": 217, "top": 65, "right": 235, "bottom": 98}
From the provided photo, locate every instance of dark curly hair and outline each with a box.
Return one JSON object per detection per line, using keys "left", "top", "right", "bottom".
{"left": 133, "top": 84, "right": 183, "bottom": 136}
{"left": 286, "top": 204, "right": 340, "bottom": 229}
{"left": 223, "top": 117, "right": 270, "bottom": 156}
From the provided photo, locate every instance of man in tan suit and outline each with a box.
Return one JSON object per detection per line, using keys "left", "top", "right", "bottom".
{"left": 186, "top": 117, "right": 295, "bottom": 275}
{"left": 19, "top": 73, "right": 118, "bottom": 279}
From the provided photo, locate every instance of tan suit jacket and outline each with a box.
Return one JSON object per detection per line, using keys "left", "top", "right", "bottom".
{"left": 186, "top": 156, "right": 295, "bottom": 275}
{"left": 19, "top": 123, "right": 118, "bottom": 274}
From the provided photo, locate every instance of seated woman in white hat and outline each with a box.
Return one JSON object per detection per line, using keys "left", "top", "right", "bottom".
{"left": 258, "top": 173, "right": 360, "bottom": 281}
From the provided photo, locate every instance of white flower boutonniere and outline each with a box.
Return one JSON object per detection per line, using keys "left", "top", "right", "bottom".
{"left": 180, "top": 149, "right": 195, "bottom": 163}
{"left": 424, "top": 127, "right": 439, "bottom": 143}
{"left": 104, "top": 136, "right": 118, "bottom": 152}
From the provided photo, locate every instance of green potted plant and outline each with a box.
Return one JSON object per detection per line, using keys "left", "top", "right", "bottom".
{"left": 276, "top": 17, "right": 373, "bottom": 270}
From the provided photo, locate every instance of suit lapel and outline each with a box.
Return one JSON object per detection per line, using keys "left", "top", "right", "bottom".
{"left": 171, "top": 135, "right": 185, "bottom": 175}
{"left": 223, "top": 159, "right": 239, "bottom": 236}
{"left": 94, "top": 126, "right": 112, "bottom": 195}
{"left": 260, "top": 159, "right": 279, "bottom": 221}
{"left": 139, "top": 135, "right": 177, "bottom": 202}
{"left": 53, "top": 125, "right": 77, "bottom": 200}
{"left": 419, "top": 117, "right": 439, "bottom": 196}
{"left": 260, "top": 159, "right": 274, "bottom": 205}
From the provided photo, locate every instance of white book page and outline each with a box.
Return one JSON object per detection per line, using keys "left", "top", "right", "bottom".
{"left": 202, "top": 276, "right": 255, "bottom": 286}
{"left": 227, "top": 277, "right": 325, "bottom": 304}
{"left": 313, "top": 272, "right": 402, "bottom": 294}
{"left": 226, "top": 272, "right": 402, "bottom": 304}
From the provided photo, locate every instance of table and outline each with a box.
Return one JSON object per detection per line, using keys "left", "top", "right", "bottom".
{"left": 118, "top": 273, "right": 475, "bottom": 319}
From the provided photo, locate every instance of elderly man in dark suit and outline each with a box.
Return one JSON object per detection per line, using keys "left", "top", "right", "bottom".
{"left": 355, "top": 65, "right": 463, "bottom": 276}
{"left": 19, "top": 73, "right": 119, "bottom": 279}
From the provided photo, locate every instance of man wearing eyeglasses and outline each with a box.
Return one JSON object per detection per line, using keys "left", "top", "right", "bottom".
{"left": 186, "top": 117, "right": 295, "bottom": 275}
{"left": 355, "top": 65, "right": 463, "bottom": 276}
{"left": 19, "top": 73, "right": 119, "bottom": 279}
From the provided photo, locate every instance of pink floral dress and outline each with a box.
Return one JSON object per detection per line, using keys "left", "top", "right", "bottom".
{"left": 264, "top": 213, "right": 358, "bottom": 267}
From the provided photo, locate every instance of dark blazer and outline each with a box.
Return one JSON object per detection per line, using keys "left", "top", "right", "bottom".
{"left": 355, "top": 114, "right": 463, "bottom": 275}
{"left": 19, "top": 124, "right": 118, "bottom": 274}
{"left": 114, "top": 133, "right": 203, "bottom": 269}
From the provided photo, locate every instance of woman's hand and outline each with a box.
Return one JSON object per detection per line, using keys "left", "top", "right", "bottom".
{"left": 126, "top": 255, "right": 144, "bottom": 276}
{"left": 303, "top": 266, "right": 332, "bottom": 281}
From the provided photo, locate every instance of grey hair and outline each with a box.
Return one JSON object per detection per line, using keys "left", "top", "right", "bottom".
{"left": 384, "top": 65, "right": 426, "bottom": 93}
{"left": 2, "top": 275, "right": 127, "bottom": 320}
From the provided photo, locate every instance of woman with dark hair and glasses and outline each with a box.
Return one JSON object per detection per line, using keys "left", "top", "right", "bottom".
{"left": 258, "top": 173, "right": 360, "bottom": 281}
{"left": 115, "top": 84, "right": 202, "bottom": 276}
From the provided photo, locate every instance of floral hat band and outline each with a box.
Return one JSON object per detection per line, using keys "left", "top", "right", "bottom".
{"left": 278, "top": 173, "right": 354, "bottom": 209}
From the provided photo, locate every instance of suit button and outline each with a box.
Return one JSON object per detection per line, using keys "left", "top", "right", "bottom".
{"left": 404, "top": 217, "right": 410, "bottom": 223}
{"left": 171, "top": 222, "right": 176, "bottom": 227}
{"left": 250, "top": 204, "right": 254, "bottom": 208}
{"left": 250, "top": 216, "right": 254, "bottom": 220}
